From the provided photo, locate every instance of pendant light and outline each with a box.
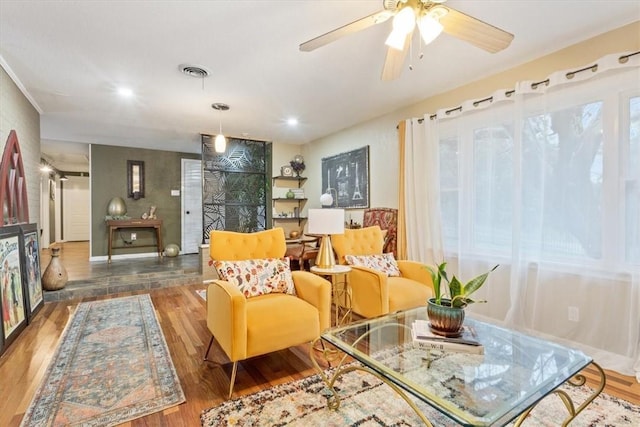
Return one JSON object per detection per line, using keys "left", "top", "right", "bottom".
{"left": 211, "top": 103, "right": 230, "bottom": 153}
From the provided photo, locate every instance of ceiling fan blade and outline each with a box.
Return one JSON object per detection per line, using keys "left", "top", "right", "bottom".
{"left": 381, "top": 31, "right": 412, "bottom": 81}
{"left": 438, "top": 6, "right": 514, "bottom": 53}
{"left": 300, "top": 10, "right": 392, "bottom": 52}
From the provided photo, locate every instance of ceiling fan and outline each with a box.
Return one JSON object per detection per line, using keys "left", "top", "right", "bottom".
{"left": 299, "top": 0, "right": 514, "bottom": 81}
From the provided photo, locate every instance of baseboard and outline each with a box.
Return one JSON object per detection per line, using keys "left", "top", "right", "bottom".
{"left": 90, "top": 252, "right": 161, "bottom": 262}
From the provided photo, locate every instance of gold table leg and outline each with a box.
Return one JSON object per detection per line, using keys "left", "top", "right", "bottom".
{"left": 514, "top": 361, "right": 606, "bottom": 426}
{"left": 309, "top": 325, "right": 435, "bottom": 426}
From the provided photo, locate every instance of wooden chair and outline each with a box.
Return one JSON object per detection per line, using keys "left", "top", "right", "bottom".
{"left": 285, "top": 235, "right": 320, "bottom": 271}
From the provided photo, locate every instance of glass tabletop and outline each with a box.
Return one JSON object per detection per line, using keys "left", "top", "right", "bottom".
{"left": 321, "top": 307, "right": 593, "bottom": 426}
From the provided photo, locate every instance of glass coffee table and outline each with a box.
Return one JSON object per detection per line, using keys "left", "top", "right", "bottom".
{"left": 311, "top": 307, "right": 605, "bottom": 426}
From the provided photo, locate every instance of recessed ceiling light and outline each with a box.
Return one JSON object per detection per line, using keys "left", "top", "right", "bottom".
{"left": 117, "top": 87, "right": 133, "bottom": 98}
{"left": 287, "top": 117, "right": 298, "bottom": 126}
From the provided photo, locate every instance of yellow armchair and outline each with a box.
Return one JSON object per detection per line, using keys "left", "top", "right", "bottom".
{"left": 332, "top": 226, "right": 434, "bottom": 318}
{"left": 204, "top": 228, "right": 331, "bottom": 398}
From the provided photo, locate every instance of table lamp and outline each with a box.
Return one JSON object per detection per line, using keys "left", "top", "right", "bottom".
{"left": 307, "top": 208, "right": 344, "bottom": 269}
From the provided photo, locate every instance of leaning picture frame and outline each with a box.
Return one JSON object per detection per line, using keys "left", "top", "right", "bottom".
{"left": 19, "top": 223, "right": 44, "bottom": 321}
{"left": 321, "top": 146, "right": 370, "bottom": 209}
{"left": 0, "top": 225, "right": 28, "bottom": 353}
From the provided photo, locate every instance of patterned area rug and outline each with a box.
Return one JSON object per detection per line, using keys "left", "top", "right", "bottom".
{"left": 201, "top": 366, "right": 640, "bottom": 426}
{"left": 196, "top": 289, "right": 206, "bottom": 301}
{"left": 21, "top": 294, "right": 185, "bottom": 426}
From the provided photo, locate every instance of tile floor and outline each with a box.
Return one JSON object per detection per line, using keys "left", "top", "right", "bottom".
{"left": 40, "top": 241, "right": 202, "bottom": 301}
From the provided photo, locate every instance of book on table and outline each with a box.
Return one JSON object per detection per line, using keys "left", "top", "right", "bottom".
{"left": 411, "top": 320, "right": 484, "bottom": 355}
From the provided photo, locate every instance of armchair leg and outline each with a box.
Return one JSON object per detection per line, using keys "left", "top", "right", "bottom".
{"left": 204, "top": 336, "right": 214, "bottom": 361}
{"left": 228, "top": 361, "right": 238, "bottom": 399}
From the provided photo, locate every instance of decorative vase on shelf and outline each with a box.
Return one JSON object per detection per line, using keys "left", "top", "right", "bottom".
{"left": 286, "top": 190, "right": 295, "bottom": 199}
{"left": 41, "top": 247, "right": 69, "bottom": 291}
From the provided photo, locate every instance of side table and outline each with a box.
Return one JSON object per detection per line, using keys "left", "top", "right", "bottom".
{"left": 310, "top": 265, "right": 352, "bottom": 326}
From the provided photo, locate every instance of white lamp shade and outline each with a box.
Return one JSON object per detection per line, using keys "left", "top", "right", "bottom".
{"left": 385, "top": 29, "right": 407, "bottom": 51}
{"left": 307, "top": 209, "right": 344, "bottom": 235}
{"left": 392, "top": 6, "right": 416, "bottom": 34}
{"left": 214, "top": 134, "right": 226, "bottom": 153}
{"left": 417, "top": 14, "right": 443, "bottom": 45}
{"left": 319, "top": 192, "right": 334, "bottom": 206}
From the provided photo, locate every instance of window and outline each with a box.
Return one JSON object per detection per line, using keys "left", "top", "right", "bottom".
{"left": 438, "top": 81, "right": 636, "bottom": 269}
{"left": 626, "top": 95, "right": 640, "bottom": 264}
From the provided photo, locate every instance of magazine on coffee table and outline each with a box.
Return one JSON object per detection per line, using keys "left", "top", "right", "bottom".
{"left": 411, "top": 320, "right": 484, "bottom": 355}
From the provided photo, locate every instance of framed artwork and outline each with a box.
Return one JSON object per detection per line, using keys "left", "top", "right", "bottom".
{"left": 20, "top": 223, "right": 43, "bottom": 321}
{"left": 321, "top": 146, "right": 369, "bottom": 209}
{"left": 0, "top": 225, "right": 27, "bottom": 352}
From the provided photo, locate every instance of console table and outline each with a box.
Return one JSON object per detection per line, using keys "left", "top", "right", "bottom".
{"left": 106, "top": 219, "right": 163, "bottom": 263}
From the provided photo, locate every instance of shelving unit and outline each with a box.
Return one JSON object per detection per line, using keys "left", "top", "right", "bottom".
{"left": 272, "top": 176, "right": 307, "bottom": 226}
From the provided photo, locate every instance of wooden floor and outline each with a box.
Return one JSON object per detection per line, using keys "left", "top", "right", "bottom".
{"left": 0, "top": 243, "right": 638, "bottom": 426}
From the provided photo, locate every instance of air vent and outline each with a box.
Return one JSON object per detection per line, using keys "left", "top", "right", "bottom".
{"left": 178, "top": 64, "right": 210, "bottom": 78}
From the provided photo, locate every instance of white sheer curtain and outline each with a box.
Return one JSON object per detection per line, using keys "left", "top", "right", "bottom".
{"left": 404, "top": 52, "right": 640, "bottom": 380}
{"left": 404, "top": 117, "right": 443, "bottom": 265}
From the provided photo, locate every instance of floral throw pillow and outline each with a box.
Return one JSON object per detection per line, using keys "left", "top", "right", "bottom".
{"left": 214, "top": 258, "right": 296, "bottom": 298}
{"left": 344, "top": 253, "right": 401, "bottom": 277}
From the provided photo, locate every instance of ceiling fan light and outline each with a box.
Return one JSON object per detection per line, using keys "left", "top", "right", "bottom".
{"left": 214, "top": 134, "right": 226, "bottom": 153}
{"left": 392, "top": 6, "right": 416, "bottom": 34}
{"left": 385, "top": 28, "right": 407, "bottom": 50}
{"left": 417, "top": 14, "right": 443, "bottom": 45}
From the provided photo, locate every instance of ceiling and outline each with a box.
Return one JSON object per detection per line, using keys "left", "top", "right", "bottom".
{"left": 1, "top": 1, "right": 639, "bottom": 172}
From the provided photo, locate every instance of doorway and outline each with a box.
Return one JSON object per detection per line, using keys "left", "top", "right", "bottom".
{"left": 181, "top": 159, "right": 202, "bottom": 254}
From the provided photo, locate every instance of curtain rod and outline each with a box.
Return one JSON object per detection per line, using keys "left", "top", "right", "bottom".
{"left": 411, "top": 51, "right": 640, "bottom": 124}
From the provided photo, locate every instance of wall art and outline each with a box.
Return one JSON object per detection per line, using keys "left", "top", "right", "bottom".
{"left": 0, "top": 225, "right": 27, "bottom": 353}
{"left": 20, "top": 223, "right": 43, "bottom": 321}
{"left": 321, "top": 146, "right": 369, "bottom": 209}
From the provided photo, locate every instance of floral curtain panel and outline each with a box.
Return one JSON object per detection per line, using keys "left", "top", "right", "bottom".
{"left": 404, "top": 52, "right": 640, "bottom": 381}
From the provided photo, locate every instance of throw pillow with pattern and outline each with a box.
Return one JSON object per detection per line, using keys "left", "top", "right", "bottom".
{"left": 214, "top": 258, "right": 296, "bottom": 298}
{"left": 344, "top": 253, "right": 401, "bottom": 277}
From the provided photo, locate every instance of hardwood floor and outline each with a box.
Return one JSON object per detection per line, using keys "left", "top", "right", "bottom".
{"left": 0, "top": 243, "right": 637, "bottom": 426}
{"left": 0, "top": 285, "right": 327, "bottom": 426}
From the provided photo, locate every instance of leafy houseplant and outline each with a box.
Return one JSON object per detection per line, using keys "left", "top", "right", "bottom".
{"left": 428, "top": 262, "right": 498, "bottom": 308}
{"left": 426, "top": 262, "right": 498, "bottom": 335}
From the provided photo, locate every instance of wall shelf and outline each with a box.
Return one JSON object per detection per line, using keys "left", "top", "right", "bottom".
{"left": 272, "top": 176, "right": 307, "bottom": 183}
{"left": 272, "top": 176, "right": 307, "bottom": 226}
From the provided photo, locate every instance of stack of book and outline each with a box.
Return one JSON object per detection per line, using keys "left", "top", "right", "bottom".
{"left": 411, "top": 319, "right": 484, "bottom": 355}
{"left": 290, "top": 188, "right": 305, "bottom": 199}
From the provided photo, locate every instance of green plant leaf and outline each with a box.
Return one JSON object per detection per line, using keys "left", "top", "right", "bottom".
{"left": 438, "top": 262, "right": 449, "bottom": 284}
{"left": 464, "top": 265, "right": 499, "bottom": 297}
{"left": 450, "top": 295, "right": 466, "bottom": 308}
{"left": 427, "top": 265, "right": 441, "bottom": 304}
{"left": 449, "top": 276, "right": 462, "bottom": 298}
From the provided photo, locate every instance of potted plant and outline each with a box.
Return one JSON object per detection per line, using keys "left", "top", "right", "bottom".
{"left": 426, "top": 262, "right": 498, "bottom": 336}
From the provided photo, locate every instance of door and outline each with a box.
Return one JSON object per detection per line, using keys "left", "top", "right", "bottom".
{"left": 62, "top": 175, "right": 90, "bottom": 241}
{"left": 181, "top": 159, "right": 202, "bottom": 254}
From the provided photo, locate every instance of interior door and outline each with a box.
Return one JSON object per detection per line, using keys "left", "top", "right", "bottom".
{"left": 181, "top": 159, "right": 202, "bottom": 254}
{"left": 62, "top": 175, "right": 90, "bottom": 241}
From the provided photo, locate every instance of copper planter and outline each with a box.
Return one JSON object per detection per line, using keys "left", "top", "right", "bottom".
{"left": 427, "top": 298, "right": 465, "bottom": 336}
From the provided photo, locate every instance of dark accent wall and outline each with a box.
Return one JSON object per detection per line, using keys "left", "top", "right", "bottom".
{"left": 91, "top": 144, "right": 199, "bottom": 258}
